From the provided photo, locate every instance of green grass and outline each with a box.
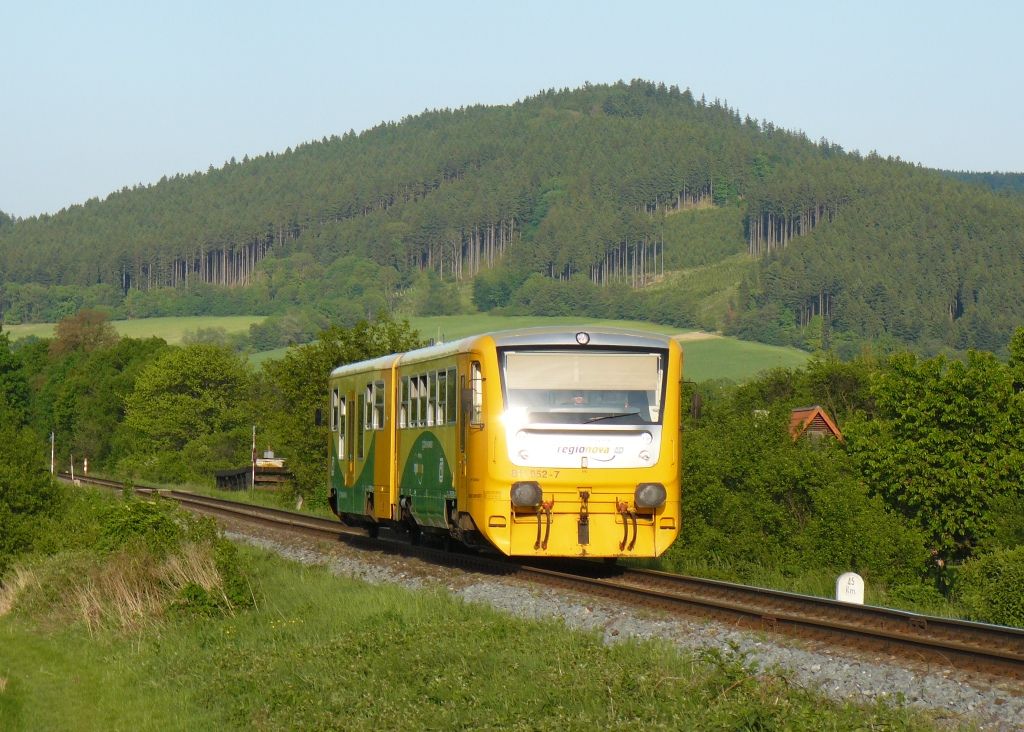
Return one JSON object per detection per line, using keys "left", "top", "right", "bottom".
{"left": 0, "top": 545, "right": 940, "bottom": 731}
{"left": 408, "top": 313, "right": 692, "bottom": 341}
{"left": 3, "top": 316, "right": 264, "bottom": 345}
{"left": 246, "top": 345, "right": 289, "bottom": 366}
{"left": 16, "top": 311, "right": 810, "bottom": 383}
{"left": 678, "top": 336, "right": 810, "bottom": 382}
{"left": 408, "top": 314, "right": 809, "bottom": 383}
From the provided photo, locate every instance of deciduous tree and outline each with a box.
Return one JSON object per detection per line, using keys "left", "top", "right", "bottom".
{"left": 117, "top": 344, "right": 253, "bottom": 481}
{"left": 50, "top": 308, "right": 119, "bottom": 356}
{"left": 846, "top": 349, "right": 1023, "bottom": 563}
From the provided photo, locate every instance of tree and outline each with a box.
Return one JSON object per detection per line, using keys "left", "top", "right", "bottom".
{"left": 0, "top": 332, "right": 29, "bottom": 426}
{"left": 48, "top": 337, "right": 169, "bottom": 468}
{"left": 0, "top": 421, "right": 60, "bottom": 574}
{"left": 667, "top": 398, "right": 926, "bottom": 587}
{"left": 117, "top": 344, "right": 253, "bottom": 481}
{"left": 1008, "top": 326, "right": 1024, "bottom": 393}
{"left": 846, "top": 349, "right": 1023, "bottom": 564}
{"left": 257, "top": 316, "right": 421, "bottom": 504}
{"left": 50, "top": 308, "right": 119, "bottom": 356}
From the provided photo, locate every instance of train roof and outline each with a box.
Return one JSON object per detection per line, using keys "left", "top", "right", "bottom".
{"left": 488, "top": 325, "right": 673, "bottom": 350}
{"left": 329, "top": 352, "right": 402, "bottom": 378}
{"left": 329, "top": 326, "right": 675, "bottom": 378}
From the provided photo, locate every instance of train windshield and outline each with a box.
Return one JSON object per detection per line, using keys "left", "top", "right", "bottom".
{"left": 501, "top": 349, "right": 665, "bottom": 425}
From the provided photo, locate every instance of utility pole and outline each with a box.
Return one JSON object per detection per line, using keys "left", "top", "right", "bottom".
{"left": 50, "top": 432, "right": 55, "bottom": 475}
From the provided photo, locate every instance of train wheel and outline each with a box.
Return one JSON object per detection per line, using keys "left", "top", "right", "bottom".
{"left": 368, "top": 523, "right": 379, "bottom": 539}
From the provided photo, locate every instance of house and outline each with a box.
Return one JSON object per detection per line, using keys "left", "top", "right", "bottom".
{"left": 789, "top": 405, "right": 843, "bottom": 442}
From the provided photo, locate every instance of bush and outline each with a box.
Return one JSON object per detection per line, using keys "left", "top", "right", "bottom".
{"left": 1, "top": 491, "right": 255, "bottom": 630}
{"left": 885, "top": 583, "right": 949, "bottom": 615}
{"left": 954, "top": 546, "right": 1024, "bottom": 627}
{"left": 98, "top": 496, "right": 208, "bottom": 557}
{"left": 797, "top": 479, "right": 929, "bottom": 587}
{"left": 0, "top": 423, "right": 63, "bottom": 575}
{"left": 172, "top": 539, "right": 252, "bottom": 617}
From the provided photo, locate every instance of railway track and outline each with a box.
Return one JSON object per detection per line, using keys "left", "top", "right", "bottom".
{"left": 64, "top": 473, "right": 1024, "bottom": 680}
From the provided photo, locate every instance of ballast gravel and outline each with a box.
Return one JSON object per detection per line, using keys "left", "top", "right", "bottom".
{"left": 222, "top": 523, "right": 1023, "bottom": 731}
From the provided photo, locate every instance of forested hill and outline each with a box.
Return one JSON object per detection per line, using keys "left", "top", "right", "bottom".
{"left": 943, "top": 171, "right": 1024, "bottom": 196}
{"left": 2, "top": 80, "right": 1023, "bottom": 356}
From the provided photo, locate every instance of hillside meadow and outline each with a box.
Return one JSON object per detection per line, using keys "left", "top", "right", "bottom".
{"left": 5, "top": 313, "right": 809, "bottom": 382}
{"left": 408, "top": 314, "right": 810, "bottom": 382}
{"left": 3, "top": 315, "right": 264, "bottom": 345}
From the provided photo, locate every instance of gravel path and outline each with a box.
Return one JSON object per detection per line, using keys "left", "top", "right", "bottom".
{"left": 221, "top": 521, "right": 1023, "bottom": 731}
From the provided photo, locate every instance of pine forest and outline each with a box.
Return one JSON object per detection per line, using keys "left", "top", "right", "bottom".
{"left": 1, "top": 80, "right": 1023, "bottom": 357}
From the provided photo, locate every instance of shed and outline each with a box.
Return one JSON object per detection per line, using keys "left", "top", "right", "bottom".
{"left": 789, "top": 405, "right": 843, "bottom": 442}
{"left": 215, "top": 450, "right": 292, "bottom": 491}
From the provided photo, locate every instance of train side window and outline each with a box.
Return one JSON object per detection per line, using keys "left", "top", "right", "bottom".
{"left": 400, "top": 376, "right": 410, "bottom": 428}
{"left": 426, "top": 372, "right": 436, "bottom": 427}
{"left": 364, "top": 384, "right": 373, "bottom": 431}
{"left": 338, "top": 397, "right": 346, "bottom": 458}
{"left": 373, "top": 379, "right": 385, "bottom": 429}
{"left": 436, "top": 370, "right": 447, "bottom": 425}
{"left": 331, "top": 388, "right": 340, "bottom": 432}
{"left": 446, "top": 368, "right": 457, "bottom": 424}
{"left": 417, "top": 374, "right": 428, "bottom": 427}
{"left": 357, "top": 392, "right": 366, "bottom": 459}
{"left": 470, "top": 361, "right": 483, "bottom": 424}
{"left": 410, "top": 375, "right": 420, "bottom": 426}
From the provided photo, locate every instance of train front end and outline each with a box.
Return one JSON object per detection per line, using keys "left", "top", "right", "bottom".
{"left": 474, "top": 330, "right": 682, "bottom": 559}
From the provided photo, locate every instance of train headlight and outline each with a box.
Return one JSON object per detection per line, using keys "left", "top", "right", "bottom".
{"left": 634, "top": 483, "right": 666, "bottom": 509}
{"left": 510, "top": 481, "right": 543, "bottom": 507}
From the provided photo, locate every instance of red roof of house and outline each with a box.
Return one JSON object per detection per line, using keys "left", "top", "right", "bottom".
{"left": 789, "top": 405, "right": 843, "bottom": 442}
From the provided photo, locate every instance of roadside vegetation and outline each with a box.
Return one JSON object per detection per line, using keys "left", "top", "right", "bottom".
{"left": 1, "top": 314, "right": 1022, "bottom": 628}
{"left": 663, "top": 333, "right": 1024, "bottom": 625}
{"left": 0, "top": 486, "right": 940, "bottom": 730}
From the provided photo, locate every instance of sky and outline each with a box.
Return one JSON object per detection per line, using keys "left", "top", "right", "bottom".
{"left": 2, "top": 0, "right": 1021, "bottom": 219}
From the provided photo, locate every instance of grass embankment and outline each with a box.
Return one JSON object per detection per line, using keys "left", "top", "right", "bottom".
{"left": 0, "top": 496, "right": 940, "bottom": 730}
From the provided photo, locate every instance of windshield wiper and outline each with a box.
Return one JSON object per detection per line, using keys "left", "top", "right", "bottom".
{"left": 585, "top": 412, "right": 641, "bottom": 423}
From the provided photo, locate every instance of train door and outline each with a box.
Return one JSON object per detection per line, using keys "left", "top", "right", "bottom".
{"left": 461, "top": 357, "right": 486, "bottom": 522}
{"left": 372, "top": 371, "right": 395, "bottom": 522}
{"left": 345, "top": 389, "right": 355, "bottom": 485}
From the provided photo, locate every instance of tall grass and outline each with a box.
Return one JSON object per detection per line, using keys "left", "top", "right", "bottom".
{"left": 0, "top": 546, "right": 942, "bottom": 730}
{"left": 0, "top": 542, "right": 237, "bottom": 634}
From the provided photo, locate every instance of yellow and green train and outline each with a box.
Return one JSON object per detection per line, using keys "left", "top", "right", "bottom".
{"left": 326, "top": 327, "right": 682, "bottom": 558}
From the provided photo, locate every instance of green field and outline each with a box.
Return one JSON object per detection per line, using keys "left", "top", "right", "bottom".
{"left": 408, "top": 314, "right": 809, "bottom": 382}
{"left": 3, "top": 313, "right": 809, "bottom": 382}
{"left": 3, "top": 316, "right": 264, "bottom": 345}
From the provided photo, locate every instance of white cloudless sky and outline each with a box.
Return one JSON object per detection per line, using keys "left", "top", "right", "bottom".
{"left": 1, "top": 0, "right": 1020, "bottom": 218}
